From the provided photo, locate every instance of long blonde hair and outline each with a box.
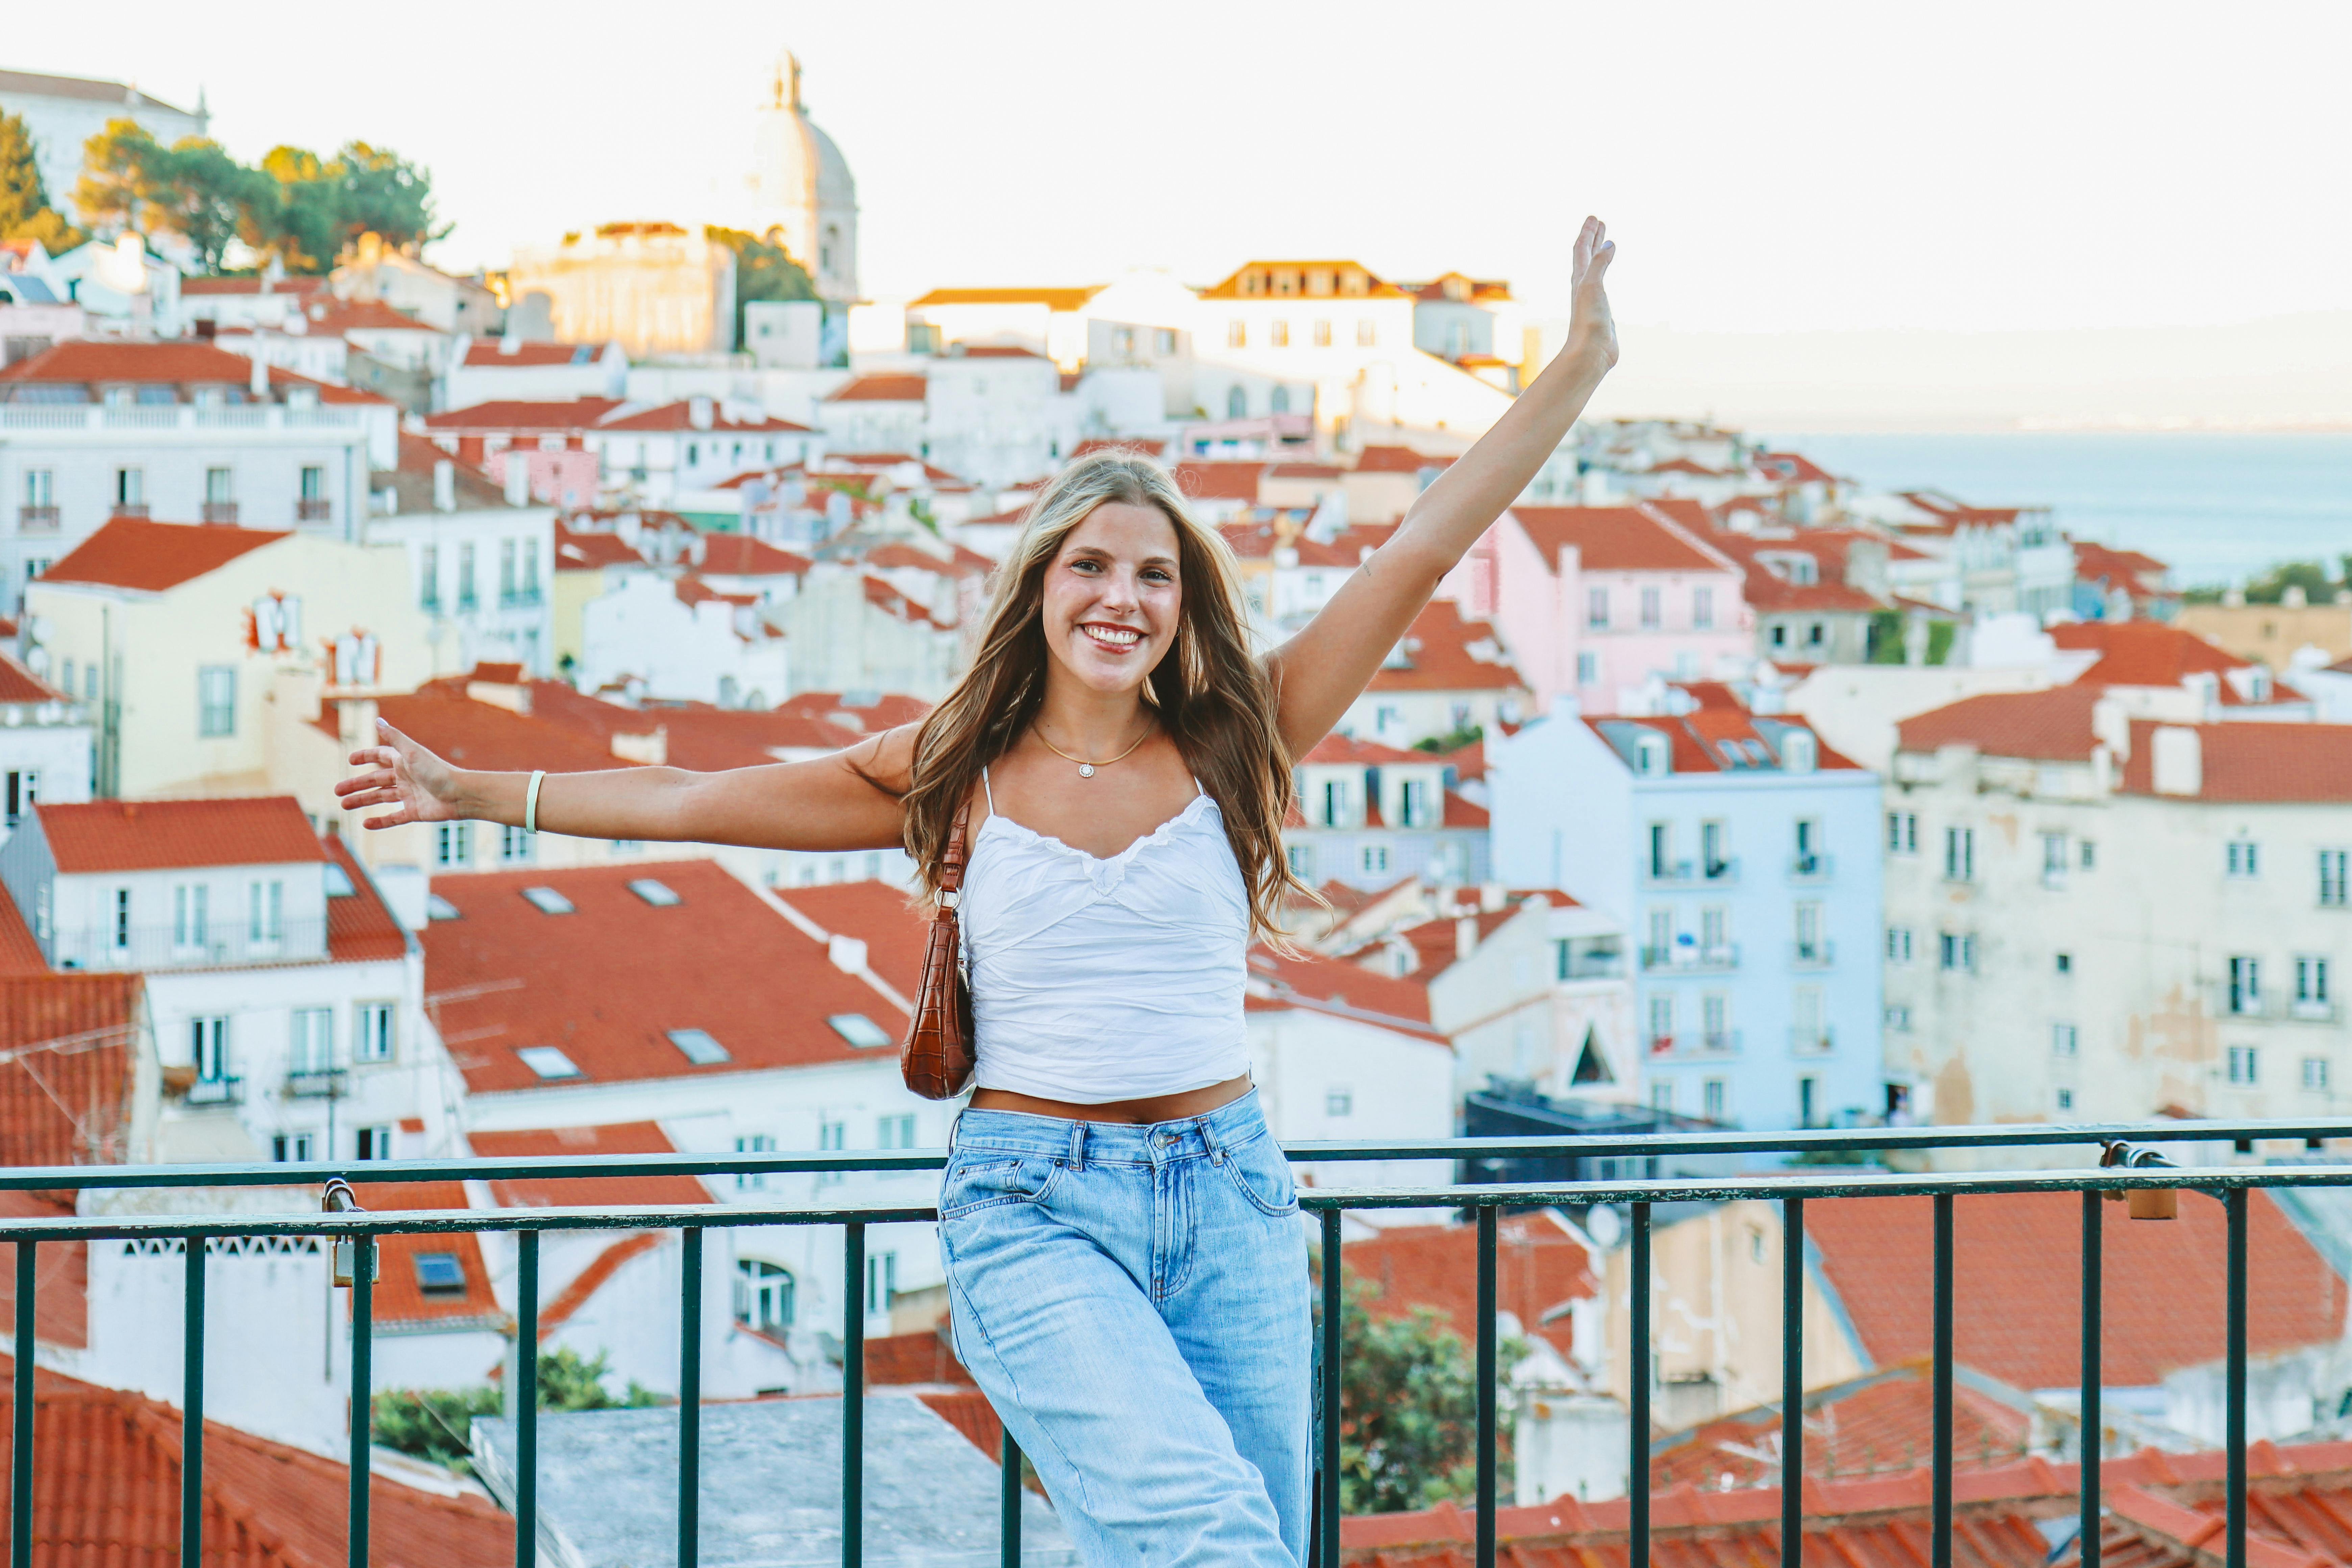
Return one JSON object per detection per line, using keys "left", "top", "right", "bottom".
{"left": 899, "top": 449, "right": 1307, "bottom": 937}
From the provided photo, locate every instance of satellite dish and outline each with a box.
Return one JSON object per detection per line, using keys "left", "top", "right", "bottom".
{"left": 1584, "top": 1203, "right": 1623, "bottom": 1248}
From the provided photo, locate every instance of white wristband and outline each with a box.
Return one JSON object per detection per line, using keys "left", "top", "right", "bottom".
{"left": 524, "top": 770, "right": 546, "bottom": 835}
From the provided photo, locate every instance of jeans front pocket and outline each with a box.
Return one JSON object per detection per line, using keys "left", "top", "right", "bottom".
{"left": 1218, "top": 1133, "right": 1299, "bottom": 1218}
{"left": 940, "top": 1153, "right": 1062, "bottom": 1220}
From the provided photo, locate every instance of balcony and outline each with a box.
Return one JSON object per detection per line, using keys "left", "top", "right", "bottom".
{"left": 498, "top": 588, "right": 546, "bottom": 610}
{"left": 1793, "top": 939, "right": 1835, "bottom": 968}
{"left": 1642, "top": 859, "right": 1696, "bottom": 885}
{"left": 47, "top": 917, "right": 331, "bottom": 973}
{"left": 285, "top": 1067, "right": 349, "bottom": 1099}
{"left": 1791, "top": 1026, "right": 1836, "bottom": 1055}
{"left": 295, "top": 498, "right": 333, "bottom": 523}
{"left": 1641, "top": 941, "right": 1739, "bottom": 972}
{"left": 1701, "top": 857, "right": 1740, "bottom": 884}
{"left": 180, "top": 1074, "right": 243, "bottom": 1106}
{"left": 111, "top": 504, "right": 149, "bottom": 519}
{"left": 1790, "top": 853, "right": 1835, "bottom": 882}
{"left": 0, "top": 404, "right": 366, "bottom": 433}
{"left": 0, "top": 1117, "right": 2315, "bottom": 1564}
{"left": 17, "top": 505, "right": 58, "bottom": 533}
{"left": 201, "top": 501, "right": 240, "bottom": 524}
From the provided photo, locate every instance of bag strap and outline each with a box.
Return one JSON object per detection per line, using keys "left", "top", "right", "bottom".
{"left": 937, "top": 804, "right": 972, "bottom": 901}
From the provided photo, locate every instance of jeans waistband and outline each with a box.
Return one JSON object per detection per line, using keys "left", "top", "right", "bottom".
{"left": 951, "top": 1086, "right": 1269, "bottom": 1167}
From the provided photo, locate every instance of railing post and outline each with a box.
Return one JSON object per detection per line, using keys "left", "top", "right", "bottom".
{"left": 515, "top": 1231, "right": 539, "bottom": 1568}
{"left": 10, "top": 1240, "right": 31, "bottom": 1568}
{"left": 1000, "top": 1428, "right": 1024, "bottom": 1568}
{"left": 679, "top": 1227, "right": 703, "bottom": 1568}
{"left": 2081, "top": 1189, "right": 2102, "bottom": 1568}
{"left": 1630, "top": 1203, "right": 1651, "bottom": 1568}
{"left": 1319, "top": 1208, "right": 1342, "bottom": 1568}
{"left": 1476, "top": 1205, "right": 1497, "bottom": 1568}
{"left": 2227, "top": 1186, "right": 2247, "bottom": 1568}
{"left": 845, "top": 1221, "right": 866, "bottom": 1568}
{"left": 182, "top": 1233, "right": 206, "bottom": 1568}
{"left": 1932, "top": 1195, "right": 1953, "bottom": 1568}
{"left": 1781, "top": 1198, "right": 1803, "bottom": 1568}
{"left": 349, "top": 1234, "right": 374, "bottom": 1568}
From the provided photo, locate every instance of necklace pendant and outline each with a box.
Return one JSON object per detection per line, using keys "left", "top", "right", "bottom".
{"left": 1078, "top": 763, "right": 1096, "bottom": 778}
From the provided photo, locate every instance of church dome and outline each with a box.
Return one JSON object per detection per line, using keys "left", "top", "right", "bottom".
{"left": 746, "top": 53, "right": 859, "bottom": 302}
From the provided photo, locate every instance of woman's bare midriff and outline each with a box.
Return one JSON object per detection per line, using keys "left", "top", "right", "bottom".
{"left": 967, "top": 1072, "right": 1254, "bottom": 1126}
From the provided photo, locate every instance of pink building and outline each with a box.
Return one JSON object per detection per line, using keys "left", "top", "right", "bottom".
{"left": 1441, "top": 502, "right": 1751, "bottom": 716}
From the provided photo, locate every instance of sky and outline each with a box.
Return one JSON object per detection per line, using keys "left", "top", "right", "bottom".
{"left": 7, "top": 0, "right": 2349, "bottom": 417}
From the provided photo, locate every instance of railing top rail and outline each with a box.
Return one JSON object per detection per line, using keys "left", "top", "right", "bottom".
{"left": 8, "top": 1163, "right": 2352, "bottom": 1243}
{"left": 6, "top": 1116, "right": 2349, "bottom": 1194}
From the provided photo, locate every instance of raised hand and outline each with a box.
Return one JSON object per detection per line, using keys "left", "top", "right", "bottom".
{"left": 334, "top": 718, "right": 470, "bottom": 831}
{"left": 1568, "top": 215, "right": 1618, "bottom": 371}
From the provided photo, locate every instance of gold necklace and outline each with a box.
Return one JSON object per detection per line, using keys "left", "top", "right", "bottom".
{"left": 1034, "top": 719, "right": 1154, "bottom": 779}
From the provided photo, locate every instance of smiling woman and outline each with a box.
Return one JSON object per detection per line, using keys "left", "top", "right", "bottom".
{"left": 335, "top": 215, "right": 1622, "bottom": 1566}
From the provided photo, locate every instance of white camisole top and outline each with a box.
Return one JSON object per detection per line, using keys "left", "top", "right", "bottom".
{"left": 961, "top": 768, "right": 1251, "bottom": 1102}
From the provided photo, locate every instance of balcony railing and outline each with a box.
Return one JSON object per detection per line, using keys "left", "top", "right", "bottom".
{"left": 1791, "top": 1025, "right": 1836, "bottom": 1054}
{"left": 201, "top": 501, "right": 239, "bottom": 524}
{"left": 17, "top": 506, "right": 57, "bottom": 533}
{"left": 1791, "top": 853, "right": 1834, "bottom": 881}
{"left": 1640, "top": 941, "right": 1738, "bottom": 972}
{"left": 46, "top": 917, "right": 332, "bottom": 972}
{"left": 111, "top": 504, "right": 149, "bottom": 520}
{"left": 0, "top": 404, "right": 366, "bottom": 432}
{"left": 0, "top": 1119, "right": 2344, "bottom": 1567}
{"left": 284, "top": 1067, "right": 348, "bottom": 1099}
{"left": 180, "top": 1074, "right": 243, "bottom": 1106}
{"left": 1793, "top": 939, "right": 1835, "bottom": 967}
{"left": 296, "top": 498, "right": 333, "bottom": 523}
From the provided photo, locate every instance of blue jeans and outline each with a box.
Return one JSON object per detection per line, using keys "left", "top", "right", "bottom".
{"left": 940, "top": 1089, "right": 1313, "bottom": 1566}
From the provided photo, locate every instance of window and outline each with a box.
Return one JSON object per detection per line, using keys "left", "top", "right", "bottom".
{"left": 1586, "top": 587, "right": 1609, "bottom": 629}
{"left": 1701, "top": 991, "right": 1729, "bottom": 1044}
{"left": 1154, "top": 327, "right": 1177, "bottom": 355}
{"left": 2229, "top": 956, "right": 2261, "bottom": 1015}
{"left": 1269, "top": 385, "right": 1290, "bottom": 414}
{"left": 1798, "top": 1077, "right": 1819, "bottom": 1129}
{"left": 1702, "top": 1078, "right": 1726, "bottom": 1122}
{"left": 2298, "top": 956, "right": 2331, "bottom": 1008}
{"left": 2056, "top": 952, "right": 2073, "bottom": 974}
{"left": 1270, "top": 320, "right": 1290, "bottom": 348}
{"left": 2056, "top": 1087, "right": 2075, "bottom": 1112}
{"left": 516, "top": 1046, "right": 582, "bottom": 1079}
{"left": 865, "top": 1251, "right": 898, "bottom": 1314}
{"left": 1356, "top": 319, "right": 1375, "bottom": 346}
{"left": 1361, "top": 844, "right": 1389, "bottom": 876}
{"left": 1793, "top": 819, "right": 1822, "bottom": 875}
{"left": 2306, "top": 1057, "right": 2331, "bottom": 1092}
{"left": 348, "top": 1125, "right": 393, "bottom": 1160}
{"left": 1321, "top": 779, "right": 1346, "bottom": 827}
{"left": 1313, "top": 319, "right": 1331, "bottom": 347}
{"left": 299, "top": 464, "right": 324, "bottom": 501}
{"left": 2323, "top": 850, "right": 2349, "bottom": 907}
{"left": 2079, "top": 840, "right": 2097, "bottom": 871}
{"left": 816, "top": 1118, "right": 847, "bottom": 1184}
{"left": 1939, "top": 933, "right": 1976, "bottom": 971}
{"left": 412, "top": 1251, "right": 465, "bottom": 1292}
{"left": 1692, "top": 586, "right": 1714, "bottom": 629}
{"left": 1650, "top": 1081, "right": 1673, "bottom": 1112}
{"left": 289, "top": 1008, "right": 333, "bottom": 1076}
{"left": 192, "top": 1016, "right": 228, "bottom": 1081}
{"left": 1399, "top": 777, "right": 1430, "bottom": 828}
{"left": 115, "top": 467, "right": 143, "bottom": 508}
{"left": 23, "top": 469, "right": 53, "bottom": 507}
{"left": 354, "top": 1002, "right": 394, "bottom": 1063}
{"left": 204, "top": 467, "right": 234, "bottom": 505}
{"left": 2227, "top": 840, "right": 2259, "bottom": 878}
{"left": 109, "top": 887, "right": 130, "bottom": 951}
{"left": 499, "top": 824, "right": 536, "bottom": 863}
{"left": 1887, "top": 812, "right": 1918, "bottom": 854}
{"left": 81, "top": 665, "right": 95, "bottom": 703}
{"left": 248, "top": 880, "right": 284, "bottom": 944}
{"left": 827, "top": 1013, "right": 892, "bottom": 1048}
{"left": 523, "top": 540, "right": 541, "bottom": 600}
{"left": 2054, "top": 1023, "right": 2079, "bottom": 1057}
{"left": 1646, "top": 993, "right": 1673, "bottom": 1046}
{"left": 457, "top": 542, "right": 477, "bottom": 610}
{"left": 1648, "top": 823, "right": 1671, "bottom": 878}
{"left": 1325, "top": 1087, "right": 1353, "bottom": 1117}
{"left": 173, "top": 885, "right": 208, "bottom": 950}
{"left": 1944, "top": 826, "right": 1975, "bottom": 882}
{"left": 197, "top": 666, "right": 236, "bottom": 737}
{"left": 736, "top": 1260, "right": 794, "bottom": 1330}
{"left": 669, "top": 1028, "right": 730, "bottom": 1065}
{"left": 1227, "top": 321, "right": 1246, "bottom": 349}
{"left": 2042, "top": 833, "right": 2068, "bottom": 878}
{"left": 419, "top": 544, "right": 439, "bottom": 610}
{"left": 878, "top": 1114, "right": 916, "bottom": 1149}
{"left": 271, "top": 1132, "right": 316, "bottom": 1163}
{"left": 499, "top": 539, "right": 517, "bottom": 604}
{"left": 436, "top": 821, "right": 472, "bottom": 867}
{"left": 1639, "top": 587, "right": 1662, "bottom": 629}
{"left": 2228, "top": 1045, "right": 2258, "bottom": 1085}
{"left": 1887, "top": 927, "right": 1913, "bottom": 963}
{"left": 733, "top": 1134, "right": 777, "bottom": 1191}
{"left": 0, "top": 769, "right": 31, "bottom": 835}
{"left": 1794, "top": 902, "right": 1824, "bottom": 961}
{"left": 1576, "top": 651, "right": 1599, "bottom": 686}
{"left": 1885, "top": 1004, "right": 1913, "bottom": 1032}
{"left": 1287, "top": 843, "right": 1312, "bottom": 878}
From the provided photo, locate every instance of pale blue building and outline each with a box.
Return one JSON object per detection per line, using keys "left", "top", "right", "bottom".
{"left": 1490, "top": 696, "right": 1884, "bottom": 1130}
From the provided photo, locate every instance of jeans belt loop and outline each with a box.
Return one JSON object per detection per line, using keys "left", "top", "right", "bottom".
{"left": 1067, "top": 1120, "right": 1084, "bottom": 1173}
{"left": 1198, "top": 1113, "right": 1226, "bottom": 1166}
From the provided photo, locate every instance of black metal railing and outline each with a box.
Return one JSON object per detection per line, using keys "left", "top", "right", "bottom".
{"left": 0, "top": 1117, "right": 2342, "bottom": 1566}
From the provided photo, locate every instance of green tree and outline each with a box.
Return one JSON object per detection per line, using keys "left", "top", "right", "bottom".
{"left": 1414, "top": 723, "right": 1483, "bottom": 756}
{"left": 0, "top": 110, "right": 80, "bottom": 251}
{"left": 252, "top": 140, "right": 443, "bottom": 272}
{"left": 1313, "top": 1253, "right": 1521, "bottom": 1515}
{"left": 707, "top": 224, "right": 818, "bottom": 351}
{"left": 2243, "top": 559, "right": 2337, "bottom": 605}
{"left": 74, "top": 120, "right": 271, "bottom": 273}
{"left": 372, "top": 1348, "right": 668, "bottom": 1474}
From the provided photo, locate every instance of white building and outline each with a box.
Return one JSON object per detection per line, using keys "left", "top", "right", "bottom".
{"left": 1287, "top": 733, "right": 1491, "bottom": 891}
{"left": 0, "top": 69, "right": 207, "bottom": 226}
{"left": 1337, "top": 598, "right": 1530, "bottom": 750}
{"left": 332, "top": 237, "right": 503, "bottom": 337}
{"left": 583, "top": 397, "right": 820, "bottom": 507}
{"left": 1886, "top": 689, "right": 2352, "bottom": 1128}
{"left": 440, "top": 338, "right": 628, "bottom": 412}
{"left": 366, "top": 434, "right": 557, "bottom": 676}
{"left": 0, "top": 650, "right": 92, "bottom": 839}
{"left": 580, "top": 572, "right": 789, "bottom": 709}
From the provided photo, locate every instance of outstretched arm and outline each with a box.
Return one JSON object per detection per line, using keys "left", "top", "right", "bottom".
{"left": 333, "top": 718, "right": 914, "bottom": 852}
{"left": 1268, "top": 216, "right": 1619, "bottom": 757}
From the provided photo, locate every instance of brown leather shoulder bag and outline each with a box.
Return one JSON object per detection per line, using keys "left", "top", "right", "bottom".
{"left": 902, "top": 804, "right": 976, "bottom": 1099}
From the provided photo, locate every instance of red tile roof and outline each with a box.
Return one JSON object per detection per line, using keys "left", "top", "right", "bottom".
{"left": 0, "top": 652, "right": 65, "bottom": 704}
{"left": 0, "top": 1195, "right": 87, "bottom": 1348}
{"left": 1442, "top": 790, "right": 1488, "bottom": 828}
{"left": 909, "top": 286, "right": 1102, "bottom": 311}
{"left": 1809, "top": 1191, "right": 2344, "bottom": 1390}
{"left": 1071, "top": 438, "right": 1167, "bottom": 460}
{"left": 596, "top": 402, "right": 813, "bottom": 434}
{"left": 773, "top": 691, "right": 934, "bottom": 735}
{"left": 2120, "top": 719, "right": 2352, "bottom": 804}
{"left": 0, "top": 1365, "right": 516, "bottom": 1565}
{"left": 2052, "top": 621, "right": 2288, "bottom": 703}
{"left": 864, "top": 1327, "right": 975, "bottom": 1388}
{"left": 324, "top": 835, "right": 410, "bottom": 962}
{"left": 35, "top": 797, "right": 328, "bottom": 874}
{"left": 1651, "top": 1359, "right": 2034, "bottom": 1490}
{"left": 0, "top": 340, "right": 388, "bottom": 404}
{"left": 555, "top": 521, "right": 650, "bottom": 571}
{"left": 422, "top": 861, "right": 908, "bottom": 1092}
{"left": 1342, "top": 1214, "right": 1596, "bottom": 1359}
{"left": 1754, "top": 450, "right": 1840, "bottom": 485}
{"left": 180, "top": 275, "right": 331, "bottom": 297}
{"left": 423, "top": 397, "right": 622, "bottom": 432}
{"left": 460, "top": 341, "right": 608, "bottom": 367}
{"left": 348, "top": 1182, "right": 502, "bottom": 1330}
{"left": 1592, "top": 711, "right": 1861, "bottom": 775}
{"left": 0, "top": 887, "right": 48, "bottom": 980}
{"left": 1354, "top": 445, "right": 1449, "bottom": 474}
{"left": 825, "top": 374, "right": 928, "bottom": 403}
{"left": 862, "top": 575, "right": 945, "bottom": 628}
{"left": 468, "top": 1122, "right": 712, "bottom": 1210}
{"left": 375, "top": 683, "right": 649, "bottom": 777}
{"left": 2076, "top": 540, "right": 2172, "bottom": 584}
{"left": 296, "top": 297, "right": 442, "bottom": 335}
{"left": 1707, "top": 530, "right": 1888, "bottom": 614}
{"left": 38, "top": 516, "right": 288, "bottom": 593}
{"left": 956, "top": 344, "right": 1046, "bottom": 360}
{"left": 1173, "top": 461, "right": 1266, "bottom": 503}
{"left": 1246, "top": 946, "right": 1438, "bottom": 1033}
{"left": 863, "top": 542, "right": 987, "bottom": 578}
{"left": 1302, "top": 733, "right": 1429, "bottom": 766}
{"left": 695, "top": 535, "right": 813, "bottom": 577}
{"left": 1367, "top": 600, "right": 1526, "bottom": 693}
{"left": 1895, "top": 686, "right": 2103, "bottom": 762}
{"left": 1198, "top": 260, "right": 1407, "bottom": 300}
{"left": 0, "top": 975, "right": 140, "bottom": 1170}
{"left": 510, "top": 681, "right": 856, "bottom": 769}
{"left": 1509, "top": 506, "right": 1735, "bottom": 574}
{"left": 774, "top": 881, "right": 926, "bottom": 998}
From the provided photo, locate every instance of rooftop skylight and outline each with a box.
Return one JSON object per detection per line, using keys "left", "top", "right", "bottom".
{"left": 629, "top": 879, "right": 682, "bottom": 907}
{"left": 828, "top": 1013, "right": 891, "bottom": 1049}
{"left": 521, "top": 886, "right": 575, "bottom": 915}
{"left": 668, "top": 1028, "right": 730, "bottom": 1065}
{"left": 413, "top": 1252, "right": 467, "bottom": 1294}
{"left": 426, "top": 894, "right": 461, "bottom": 920}
{"left": 324, "top": 863, "right": 355, "bottom": 897}
{"left": 516, "top": 1046, "right": 582, "bottom": 1079}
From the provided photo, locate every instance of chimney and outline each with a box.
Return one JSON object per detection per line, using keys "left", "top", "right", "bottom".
{"left": 1455, "top": 915, "right": 1478, "bottom": 963}
{"left": 504, "top": 456, "right": 530, "bottom": 507}
{"left": 249, "top": 352, "right": 268, "bottom": 398}
{"left": 194, "top": 318, "right": 216, "bottom": 341}
{"left": 828, "top": 934, "right": 869, "bottom": 976}
{"left": 2151, "top": 725, "right": 2203, "bottom": 797}
{"left": 433, "top": 460, "right": 456, "bottom": 513}
{"left": 689, "top": 396, "right": 715, "bottom": 431}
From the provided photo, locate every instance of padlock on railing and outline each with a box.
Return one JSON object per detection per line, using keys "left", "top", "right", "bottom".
{"left": 323, "top": 1178, "right": 381, "bottom": 1286}
{"left": 2100, "top": 1141, "right": 2179, "bottom": 1220}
